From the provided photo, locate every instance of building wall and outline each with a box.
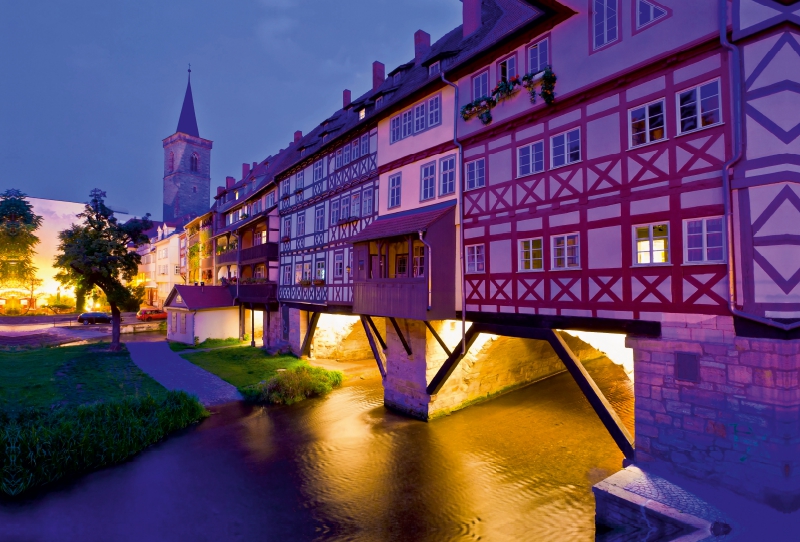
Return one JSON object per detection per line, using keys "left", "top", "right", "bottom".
{"left": 193, "top": 307, "right": 240, "bottom": 343}
{"left": 166, "top": 308, "right": 194, "bottom": 344}
{"left": 163, "top": 133, "right": 212, "bottom": 223}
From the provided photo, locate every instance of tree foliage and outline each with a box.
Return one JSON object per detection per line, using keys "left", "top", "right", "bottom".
{"left": 54, "top": 189, "right": 152, "bottom": 348}
{"left": 0, "top": 189, "right": 42, "bottom": 289}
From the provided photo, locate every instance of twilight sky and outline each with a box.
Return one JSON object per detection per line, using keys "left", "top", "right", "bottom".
{"left": 0, "top": 0, "right": 462, "bottom": 219}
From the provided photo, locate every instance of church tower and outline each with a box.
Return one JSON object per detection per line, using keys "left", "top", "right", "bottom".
{"left": 162, "top": 69, "right": 212, "bottom": 224}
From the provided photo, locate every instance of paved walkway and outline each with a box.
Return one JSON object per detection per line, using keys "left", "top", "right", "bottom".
{"left": 127, "top": 341, "right": 242, "bottom": 406}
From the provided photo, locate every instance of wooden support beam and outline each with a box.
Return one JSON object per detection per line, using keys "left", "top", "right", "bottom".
{"left": 361, "top": 316, "right": 386, "bottom": 378}
{"left": 300, "top": 312, "right": 320, "bottom": 357}
{"left": 426, "top": 324, "right": 483, "bottom": 395}
{"left": 364, "top": 315, "right": 387, "bottom": 350}
{"left": 544, "top": 329, "right": 635, "bottom": 460}
{"left": 424, "top": 321, "right": 452, "bottom": 357}
{"left": 389, "top": 317, "right": 412, "bottom": 356}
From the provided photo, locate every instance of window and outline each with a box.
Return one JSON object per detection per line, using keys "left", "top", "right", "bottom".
{"left": 528, "top": 38, "right": 549, "bottom": 74}
{"left": 402, "top": 110, "right": 414, "bottom": 139}
{"left": 282, "top": 179, "right": 290, "bottom": 197}
{"left": 421, "top": 163, "right": 436, "bottom": 201}
{"left": 429, "top": 61, "right": 441, "bottom": 77}
{"left": 593, "top": 0, "right": 619, "bottom": 50}
{"left": 334, "top": 253, "right": 344, "bottom": 277}
{"left": 413, "top": 245, "right": 425, "bottom": 277}
{"left": 393, "top": 72, "right": 402, "bottom": 85}
{"left": 391, "top": 117, "right": 402, "bottom": 143}
{"left": 266, "top": 191, "right": 275, "bottom": 207}
{"left": 389, "top": 174, "right": 402, "bottom": 208}
{"left": 313, "top": 160, "right": 323, "bottom": 182}
{"left": 361, "top": 134, "right": 369, "bottom": 155}
{"left": 315, "top": 260, "right": 325, "bottom": 280}
{"left": 629, "top": 100, "right": 666, "bottom": 147}
{"left": 466, "top": 158, "right": 486, "bottom": 191}
{"left": 498, "top": 55, "right": 517, "bottom": 82}
{"left": 283, "top": 265, "right": 291, "bottom": 285}
{"left": 343, "top": 144, "right": 351, "bottom": 164}
{"left": 190, "top": 153, "right": 199, "bottom": 172}
{"left": 296, "top": 214, "right": 305, "bottom": 236}
{"left": 376, "top": 96, "right": 384, "bottom": 108}
{"left": 518, "top": 141, "right": 545, "bottom": 177}
{"left": 303, "top": 262, "right": 311, "bottom": 281}
{"left": 174, "top": 265, "right": 180, "bottom": 275}
{"left": 341, "top": 194, "right": 351, "bottom": 220}
{"left": 635, "top": 223, "right": 669, "bottom": 265}
{"left": 300, "top": 147, "right": 306, "bottom": 158}
{"left": 168, "top": 152, "right": 174, "bottom": 172}
{"left": 519, "top": 238, "right": 544, "bottom": 271}
{"left": 335, "top": 149, "right": 343, "bottom": 169}
{"left": 428, "top": 95, "right": 441, "bottom": 126}
{"left": 359, "top": 109, "right": 366, "bottom": 120}
{"left": 255, "top": 265, "right": 265, "bottom": 279}
{"left": 330, "top": 200, "right": 340, "bottom": 225}
{"left": 352, "top": 139, "right": 360, "bottom": 160}
{"left": 414, "top": 103, "right": 427, "bottom": 132}
{"left": 678, "top": 80, "right": 721, "bottom": 134}
{"left": 315, "top": 207, "right": 325, "bottom": 232}
{"left": 351, "top": 192, "right": 361, "bottom": 218}
{"left": 466, "top": 245, "right": 485, "bottom": 273}
{"left": 637, "top": 0, "right": 667, "bottom": 29}
{"left": 684, "top": 217, "right": 725, "bottom": 263}
{"left": 472, "top": 71, "right": 489, "bottom": 100}
{"left": 440, "top": 156, "right": 456, "bottom": 195}
{"left": 295, "top": 263, "right": 303, "bottom": 283}
{"left": 296, "top": 170, "right": 304, "bottom": 190}
{"left": 180, "top": 313, "right": 186, "bottom": 333}
{"left": 396, "top": 254, "right": 408, "bottom": 277}
{"left": 552, "top": 233, "right": 580, "bottom": 269}
{"left": 362, "top": 188, "right": 373, "bottom": 216}
{"left": 551, "top": 129, "right": 581, "bottom": 168}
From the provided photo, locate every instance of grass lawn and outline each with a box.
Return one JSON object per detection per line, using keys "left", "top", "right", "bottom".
{"left": 168, "top": 336, "right": 249, "bottom": 352}
{"left": 180, "top": 346, "right": 304, "bottom": 390}
{"left": 0, "top": 344, "right": 167, "bottom": 412}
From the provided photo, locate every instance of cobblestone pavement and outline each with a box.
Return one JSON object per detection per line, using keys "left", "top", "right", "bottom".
{"left": 127, "top": 341, "right": 242, "bottom": 406}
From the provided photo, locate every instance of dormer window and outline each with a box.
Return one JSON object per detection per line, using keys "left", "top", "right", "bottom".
{"left": 393, "top": 72, "right": 402, "bottom": 85}
{"left": 375, "top": 96, "right": 384, "bottom": 108}
{"left": 322, "top": 133, "right": 329, "bottom": 143}
{"left": 359, "top": 109, "right": 366, "bottom": 120}
{"left": 300, "top": 147, "right": 306, "bottom": 157}
{"left": 429, "top": 61, "right": 441, "bottom": 77}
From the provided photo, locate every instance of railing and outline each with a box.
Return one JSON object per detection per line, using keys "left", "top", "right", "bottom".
{"left": 188, "top": 234, "right": 200, "bottom": 246}
{"left": 231, "top": 283, "right": 277, "bottom": 303}
{"left": 200, "top": 256, "right": 213, "bottom": 269}
{"left": 353, "top": 279, "right": 429, "bottom": 321}
{"left": 240, "top": 243, "right": 278, "bottom": 263}
{"left": 216, "top": 250, "right": 238, "bottom": 264}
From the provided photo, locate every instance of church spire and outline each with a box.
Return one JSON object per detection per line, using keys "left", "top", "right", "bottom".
{"left": 176, "top": 67, "right": 200, "bottom": 137}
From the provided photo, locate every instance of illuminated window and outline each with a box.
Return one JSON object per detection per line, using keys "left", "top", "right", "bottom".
{"left": 519, "top": 238, "right": 544, "bottom": 271}
{"left": 552, "top": 233, "right": 580, "bottom": 269}
{"left": 635, "top": 223, "right": 670, "bottom": 265}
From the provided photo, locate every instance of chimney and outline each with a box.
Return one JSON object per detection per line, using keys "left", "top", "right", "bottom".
{"left": 372, "top": 61, "right": 385, "bottom": 91}
{"left": 217, "top": 186, "right": 225, "bottom": 196}
{"left": 463, "top": 0, "right": 482, "bottom": 38}
{"left": 294, "top": 130, "right": 302, "bottom": 143}
{"left": 252, "top": 162, "right": 258, "bottom": 172}
{"left": 414, "top": 30, "right": 431, "bottom": 64}
{"left": 242, "top": 163, "right": 250, "bottom": 179}
{"left": 343, "top": 89, "right": 351, "bottom": 108}
{"left": 226, "top": 176, "right": 236, "bottom": 189}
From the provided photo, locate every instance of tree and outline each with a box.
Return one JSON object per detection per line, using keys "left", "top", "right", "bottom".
{"left": 54, "top": 189, "right": 152, "bottom": 349}
{"left": 0, "top": 189, "right": 43, "bottom": 290}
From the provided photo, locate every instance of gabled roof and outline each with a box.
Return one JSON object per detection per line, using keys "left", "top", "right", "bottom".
{"left": 349, "top": 201, "right": 456, "bottom": 243}
{"left": 176, "top": 71, "right": 200, "bottom": 138}
{"left": 165, "top": 285, "right": 235, "bottom": 310}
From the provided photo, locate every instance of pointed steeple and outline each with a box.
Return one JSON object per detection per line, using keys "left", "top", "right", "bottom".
{"left": 176, "top": 68, "right": 200, "bottom": 137}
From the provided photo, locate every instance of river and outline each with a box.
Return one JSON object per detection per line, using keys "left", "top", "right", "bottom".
{"left": 0, "top": 356, "right": 633, "bottom": 542}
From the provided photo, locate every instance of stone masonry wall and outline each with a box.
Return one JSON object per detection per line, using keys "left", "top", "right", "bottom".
{"left": 309, "top": 314, "right": 375, "bottom": 361}
{"left": 383, "top": 319, "right": 606, "bottom": 420}
{"left": 628, "top": 313, "right": 800, "bottom": 511}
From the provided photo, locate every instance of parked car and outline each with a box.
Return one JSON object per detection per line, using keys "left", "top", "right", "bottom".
{"left": 77, "top": 312, "right": 112, "bottom": 325}
{"left": 136, "top": 309, "right": 168, "bottom": 321}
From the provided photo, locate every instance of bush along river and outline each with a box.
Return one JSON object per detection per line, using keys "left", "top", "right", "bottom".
{"left": 0, "top": 355, "right": 633, "bottom": 541}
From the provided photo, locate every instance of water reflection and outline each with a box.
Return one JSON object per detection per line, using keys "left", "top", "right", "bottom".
{"left": 0, "top": 356, "right": 632, "bottom": 542}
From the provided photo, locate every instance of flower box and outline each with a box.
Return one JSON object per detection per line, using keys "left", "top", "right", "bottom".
{"left": 298, "top": 279, "right": 311, "bottom": 287}
{"left": 312, "top": 279, "right": 325, "bottom": 287}
{"left": 281, "top": 236, "right": 291, "bottom": 243}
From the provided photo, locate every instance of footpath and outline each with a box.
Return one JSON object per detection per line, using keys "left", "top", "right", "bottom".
{"left": 126, "top": 341, "right": 242, "bottom": 406}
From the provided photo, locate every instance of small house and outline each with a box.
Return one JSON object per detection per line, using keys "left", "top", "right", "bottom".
{"left": 164, "top": 285, "right": 238, "bottom": 344}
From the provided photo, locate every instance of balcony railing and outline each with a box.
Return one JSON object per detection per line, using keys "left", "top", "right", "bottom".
{"left": 200, "top": 256, "right": 213, "bottom": 269}
{"left": 231, "top": 283, "right": 277, "bottom": 304}
{"left": 188, "top": 233, "right": 200, "bottom": 246}
{"left": 353, "top": 279, "right": 429, "bottom": 321}
{"left": 240, "top": 243, "right": 278, "bottom": 263}
{"left": 216, "top": 250, "right": 238, "bottom": 264}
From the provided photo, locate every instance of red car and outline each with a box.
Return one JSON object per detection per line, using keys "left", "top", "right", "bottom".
{"left": 136, "top": 309, "right": 167, "bottom": 321}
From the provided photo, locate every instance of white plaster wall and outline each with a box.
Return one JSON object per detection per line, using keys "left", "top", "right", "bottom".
{"left": 193, "top": 308, "right": 240, "bottom": 342}
{"left": 166, "top": 309, "right": 195, "bottom": 345}
{"left": 377, "top": 148, "right": 460, "bottom": 215}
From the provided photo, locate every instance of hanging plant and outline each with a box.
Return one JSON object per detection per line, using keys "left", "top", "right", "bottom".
{"left": 460, "top": 70, "right": 556, "bottom": 126}
{"left": 492, "top": 75, "right": 522, "bottom": 102}
{"left": 461, "top": 96, "right": 496, "bottom": 124}
{"left": 539, "top": 67, "right": 557, "bottom": 105}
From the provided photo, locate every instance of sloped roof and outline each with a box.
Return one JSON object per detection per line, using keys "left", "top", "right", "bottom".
{"left": 177, "top": 71, "right": 200, "bottom": 137}
{"left": 165, "top": 285, "right": 235, "bottom": 310}
{"left": 349, "top": 201, "right": 456, "bottom": 243}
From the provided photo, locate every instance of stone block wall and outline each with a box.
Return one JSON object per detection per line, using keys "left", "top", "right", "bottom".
{"left": 628, "top": 313, "right": 800, "bottom": 511}
{"left": 308, "top": 314, "right": 376, "bottom": 361}
{"left": 383, "top": 319, "right": 604, "bottom": 420}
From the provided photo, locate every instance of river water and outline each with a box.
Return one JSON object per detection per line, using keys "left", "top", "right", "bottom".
{"left": 0, "top": 357, "right": 633, "bottom": 542}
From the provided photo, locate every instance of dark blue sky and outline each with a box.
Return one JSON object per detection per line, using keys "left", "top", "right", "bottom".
{"left": 0, "top": 0, "right": 461, "bottom": 218}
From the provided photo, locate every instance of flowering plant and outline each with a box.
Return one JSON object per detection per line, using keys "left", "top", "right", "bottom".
{"left": 281, "top": 236, "right": 291, "bottom": 243}
{"left": 299, "top": 279, "right": 311, "bottom": 287}
{"left": 461, "top": 69, "right": 557, "bottom": 126}
{"left": 312, "top": 279, "right": 325, "bottom": 286}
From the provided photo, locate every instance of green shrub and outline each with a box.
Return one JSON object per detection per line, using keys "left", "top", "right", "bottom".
{"left": 0, "top": 391, "right": 207, "bottom": 497}
{"left": 244, "top": 366, "right": 343, "bottom": 405}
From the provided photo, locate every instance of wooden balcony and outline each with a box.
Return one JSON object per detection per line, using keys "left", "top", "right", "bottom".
{"left": 240, "top": 243, "right": 278, "bottom": 264}
{"left": 216, "top": 250, "right": 237, "bottom": 264}
{"left": 231, "top": 283, "right": 277, "bottom": 305}
{"left": 354, "top": 279, "right": 433, "bottom": 321}
{"left": 200, "top": 257, "right": 213, "bottom": 269}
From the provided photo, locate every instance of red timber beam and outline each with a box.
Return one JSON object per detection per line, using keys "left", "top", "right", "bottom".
{"left": 426, "top": 323, "right": 634, "bottom": 460}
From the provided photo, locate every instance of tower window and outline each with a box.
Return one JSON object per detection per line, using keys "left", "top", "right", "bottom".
{"left": 191, "top": 153, "right": 199, "bottom": 172}
{"left": 169, "top": 152, "right": 175, "bottom": 172}
{"left": 193, "top": 186, "right": 197, "bottom": 193}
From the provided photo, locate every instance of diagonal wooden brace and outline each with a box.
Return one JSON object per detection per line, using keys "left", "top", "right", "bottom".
{"left": 300, "top": 312, "right": 320, "bottom": 357}
{"left": 361, "top": 315, "right": 386, "bottom": 378}
{"left": 424, "top": 321, "right": 452, "bottom": 357}
{"left": 389, "top": 317, "right": 412, "bottom": 356}
{"left": 364, "top": 315, "right": 387, "bottom": 350}
{"left": 426, "top": 323, "right": 483, "bottom": 395}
